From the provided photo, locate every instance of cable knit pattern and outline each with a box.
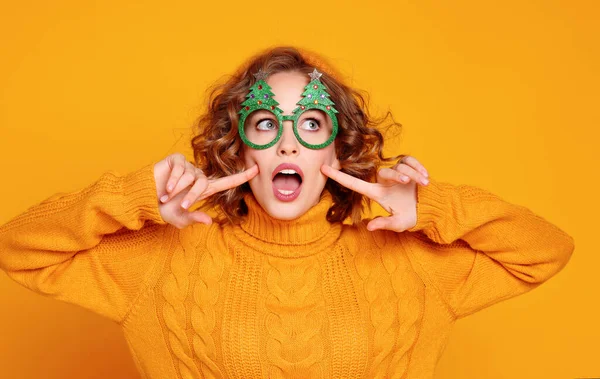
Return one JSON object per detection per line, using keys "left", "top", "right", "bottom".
{"left": 350, "top": 226, "right": 425, "bottom": 379}
{"left": 354, "top": 238, "right": 400, "bottom": 375}
{"left": 220, "top": 244, "right": 263, "bottom": 378}
{"left": 190, "top": 225, "right": 227, "bottom": 378}
{"left": 264, "top": 255, "right": 325, "bottom": 378}
{"left": 160, "top": 225, "right": 200, "bottom": 379}
{"left": 374, "top": 229, "right": 426, "bottom": 378}
{"left": 0, "top": 162, "right": 575, "bottom": 379}
{"left": 321, "top": 244, "right": 369, "bottom": 378}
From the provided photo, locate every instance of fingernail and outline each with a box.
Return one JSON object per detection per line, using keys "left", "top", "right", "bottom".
{"left": 401, "top": 175, "right": 409, "bottom": 182}
{"left": 423, "top": 171, "right": 429, "bottom": 177}
{"left": 181, "top": 200, "right": 189, "bottom": 209}
{"left": 167, "top": 184, "right": 174, "bottom": 192}
{"left": 160, "top": 195, "right": 168, "bottom": 202}
{"left": 421, "top": 178, "right": 429, "bottom": 185}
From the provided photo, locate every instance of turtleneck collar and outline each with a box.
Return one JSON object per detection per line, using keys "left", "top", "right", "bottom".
{"left": 225, "top": 191, "right": 342, "bottom": 258}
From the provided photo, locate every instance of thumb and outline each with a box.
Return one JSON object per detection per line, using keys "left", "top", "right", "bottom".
{"left": 366, "top": 216, "right": 398, "bottom": 232}
{"left": 183, "top": 211, "right": 213, "bottom": 227}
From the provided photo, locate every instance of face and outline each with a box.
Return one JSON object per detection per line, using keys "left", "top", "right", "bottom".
{"left": 242, "top": 71, "right": 341, "bottom": 220}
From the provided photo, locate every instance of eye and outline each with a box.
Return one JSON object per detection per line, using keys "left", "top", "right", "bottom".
{"left": 299, "top": 118, "right": 320, "bottom": 131}
{"left": 257, "top": 119, "right": 277, "bottom": 131}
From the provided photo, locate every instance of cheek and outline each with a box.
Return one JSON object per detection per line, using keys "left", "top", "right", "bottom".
{"left": 321, "top": 144, "right": 340, "bottom": 168}
{"left": 242, "top": 148, "right": 266, "bottom": 187}
{"left": 242, "top": 146, "right": 258, "bottom": 167}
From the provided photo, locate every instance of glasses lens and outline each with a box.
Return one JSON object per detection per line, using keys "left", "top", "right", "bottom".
{"left": 243, "top": 110, "right": 279, "bottom": 147}
{"left": 295, "top": 109, "right": 333, "bottom": 147}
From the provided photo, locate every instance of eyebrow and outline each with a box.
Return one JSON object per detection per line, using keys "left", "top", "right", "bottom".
{"left": 251, "top": 110, "right": 277, "bottom": 117}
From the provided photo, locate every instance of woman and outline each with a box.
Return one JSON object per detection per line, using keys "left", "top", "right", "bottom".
{"left": 0, "top": 46, "right": 574, "bottom": 378}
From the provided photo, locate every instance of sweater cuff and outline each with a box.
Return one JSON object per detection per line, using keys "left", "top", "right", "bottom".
{"left": 122, "top": 163, "right": 166, "bottom": 225}
{"left": 407, "top": 177, "right": 447, "bottom": 233}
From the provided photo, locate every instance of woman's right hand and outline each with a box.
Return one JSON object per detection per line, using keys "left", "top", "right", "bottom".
{"left": 153, "top": 153, "right": 259, "bottom": 229}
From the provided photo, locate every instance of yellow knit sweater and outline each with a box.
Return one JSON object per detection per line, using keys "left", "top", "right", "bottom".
{"left": 0, "top": 163, "right": 574, "bottom": 379}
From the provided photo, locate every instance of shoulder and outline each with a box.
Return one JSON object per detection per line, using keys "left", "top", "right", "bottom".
{"left": 339, "top": 221, "right": 428, "bottom": 292}
{"left": 340, "top": 219, "right": 454, "bottom": 264}
{"left": 340, "top": 218, "right": 408, "bottom": 253}
{"left": 155, "top": 220, "right": 227, "bottom": 255}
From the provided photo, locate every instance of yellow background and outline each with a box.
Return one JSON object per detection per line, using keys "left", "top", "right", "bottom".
{"left": 0, "top": 1, "right": 597, "bottom": 378}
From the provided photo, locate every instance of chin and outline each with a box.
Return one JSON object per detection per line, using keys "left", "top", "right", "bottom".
{"left": 265, "top": 202, "right": 308, "bottom": 220}
{"left": 251, "top": 181, "right": 325, "bottom": 221}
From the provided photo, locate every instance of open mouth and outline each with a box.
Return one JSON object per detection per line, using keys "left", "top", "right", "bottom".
{"left": 271, "top": 163, "right": 304, "bottom": 201}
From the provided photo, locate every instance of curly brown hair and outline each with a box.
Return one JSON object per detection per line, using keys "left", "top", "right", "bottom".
{"left": 191, "top": 46, "right": 403, "bottom": 225}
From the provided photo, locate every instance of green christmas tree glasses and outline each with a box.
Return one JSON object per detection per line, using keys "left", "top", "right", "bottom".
{"left": 238, "top": 68, "right": 339, "bottom": 150}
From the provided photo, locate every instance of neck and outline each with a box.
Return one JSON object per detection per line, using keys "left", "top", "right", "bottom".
{"left": 226, "top": 191, "right": 342, "bottom": 258}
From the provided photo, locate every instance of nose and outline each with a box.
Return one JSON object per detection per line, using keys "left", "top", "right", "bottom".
{"left": 277, "top": 120, "right": 299, "bottom": 156}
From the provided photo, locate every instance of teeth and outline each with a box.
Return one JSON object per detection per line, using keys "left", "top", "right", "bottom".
{"left": 279, "top": 169, "right": 297, "bottom": 175}
{"left": 277, "top": 189, "right": 294, "bottom": 195}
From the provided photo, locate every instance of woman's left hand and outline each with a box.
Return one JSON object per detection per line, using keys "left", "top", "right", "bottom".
{"left": 321, "top": 155, "right": 430, "bottom": 232}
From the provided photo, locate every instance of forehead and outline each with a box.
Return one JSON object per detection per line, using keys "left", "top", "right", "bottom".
{"left": 265, "top": 71, "right": 309, "bottom": 114}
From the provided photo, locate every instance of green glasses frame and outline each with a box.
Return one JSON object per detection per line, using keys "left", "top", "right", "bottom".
{"left": 238, "top": 102, "right": 339, "bottom": 150}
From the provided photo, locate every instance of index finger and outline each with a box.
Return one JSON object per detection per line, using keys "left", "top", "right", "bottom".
{"left": 321, "top": 164, "right": 376, "bottom": 199}
{"left": 206, "top": 165, "right": 259, "bottom": 195}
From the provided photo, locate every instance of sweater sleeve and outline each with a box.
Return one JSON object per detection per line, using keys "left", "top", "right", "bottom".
{"left": 0, "top": 162, "right": 168, "bottom": 324}
{"left": 401, "top": 177, "right": 575, "bottom": 319}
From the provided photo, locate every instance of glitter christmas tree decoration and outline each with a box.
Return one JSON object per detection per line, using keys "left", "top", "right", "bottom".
{"left": 238, "top": 69, "right": 284, "bottom": 150}
{"left": 290, "top": 68, "right": 339, "bottom": 149}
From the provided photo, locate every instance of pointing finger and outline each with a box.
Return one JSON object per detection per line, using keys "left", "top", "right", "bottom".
{"left": 321, "top": 164, "right": 376, "bottom": 199}
{"left": 204, "top": 165, "right": 259, "bottom": 197}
